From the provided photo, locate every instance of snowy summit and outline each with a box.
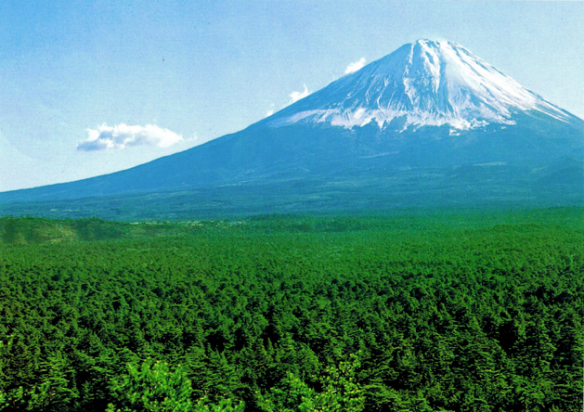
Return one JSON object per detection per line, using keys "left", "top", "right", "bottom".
{"left": 269, "top": 39, "right": 571, "bottom": 131}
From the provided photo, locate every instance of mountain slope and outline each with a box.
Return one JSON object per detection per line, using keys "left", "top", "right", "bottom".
{"left": 0, "top": 39, "right": 582, "bottom": 215}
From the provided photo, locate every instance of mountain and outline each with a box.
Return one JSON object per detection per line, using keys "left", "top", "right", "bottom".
{"left": 265, "top": 39, "right": 574, "bottom": 131}
{"left": 1, "top": 39, "right": 583, "bottom": 218}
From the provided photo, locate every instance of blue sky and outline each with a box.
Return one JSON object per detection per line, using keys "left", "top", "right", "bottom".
{"left": 1, "top": 0, "right": 583, "bottom": 191}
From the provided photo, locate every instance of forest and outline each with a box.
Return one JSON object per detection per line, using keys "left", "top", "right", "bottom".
{"left": 0, "top": 208, "right": 583, "bottom": 411}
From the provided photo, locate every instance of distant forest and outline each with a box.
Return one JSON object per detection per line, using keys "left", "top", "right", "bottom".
{"left": 0, "top": 209, "right": 583, "bottom": 411}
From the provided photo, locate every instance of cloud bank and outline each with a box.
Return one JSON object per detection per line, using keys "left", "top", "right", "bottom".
{"left": 289, "top": 84, "right": 310, "bottom": 105}
{"left": 345, "top": 57, "right": 366, "bottom": 74}
{"left": 78, "top": 123, "right": 183, "bottom": 151}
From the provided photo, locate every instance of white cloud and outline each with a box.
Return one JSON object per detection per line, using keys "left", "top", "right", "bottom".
{"left": 345, "top": 57, "right": 366, "bottom": 74}
{"left": 289, "top": 84, "right": 310, "bottom": 105}
{"left": 77, "top": 123, "right": 183, "bottom": 151}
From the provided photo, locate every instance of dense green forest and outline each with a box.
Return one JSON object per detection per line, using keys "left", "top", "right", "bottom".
{"left": 0, "top": 208, "right": 583, "bottom": 411}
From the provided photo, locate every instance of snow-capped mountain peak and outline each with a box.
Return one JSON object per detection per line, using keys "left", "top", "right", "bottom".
{"left": 268, "top": 39, "right": 571, "bottom": 131}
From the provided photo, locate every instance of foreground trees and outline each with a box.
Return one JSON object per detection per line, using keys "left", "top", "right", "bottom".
{"left": 0, "top": 210, "right": 583, "bottom": 411}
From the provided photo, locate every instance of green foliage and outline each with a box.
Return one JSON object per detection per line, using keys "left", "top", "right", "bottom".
{"left": 257, "top": 354, "right": 364, "bottom": 412}
{"left": 0, "top": 208, "right": 582, "bottom": 411}
{"left": 102, "top": 358, "right": 245, "bottom": 412}
{"left": 192, "top": 398, "right": 246, "bottom": 412}
{"left": 256, "top": 371, "right": 317, "bottom": 412}
{"left": 106, "top": 360, "right": 193, "bottom": 412}
{"left": 0, "top": 216, "right": 197, "bottom": 244}
{"left": 317, "top": 356, "right": 365, "bottom": 412}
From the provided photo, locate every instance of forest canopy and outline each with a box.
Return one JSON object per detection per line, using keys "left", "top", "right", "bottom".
{"left": 0, "top": 208, "right": 583, "bottom": 411}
